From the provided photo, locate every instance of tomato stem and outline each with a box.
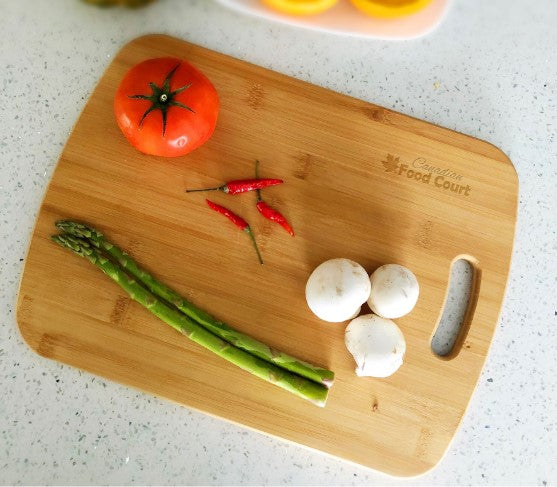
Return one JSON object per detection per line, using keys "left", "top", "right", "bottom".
{"left": 129, "top": 63, "right": 195, "bottom": 137}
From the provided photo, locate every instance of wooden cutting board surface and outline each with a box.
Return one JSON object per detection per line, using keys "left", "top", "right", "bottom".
{"left": 17, "top": 35, "right": 517, "bottom": 477}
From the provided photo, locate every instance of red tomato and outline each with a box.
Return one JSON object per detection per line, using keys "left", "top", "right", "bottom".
{"left": 114, "top": 57, "right": 219, "bottom": 157}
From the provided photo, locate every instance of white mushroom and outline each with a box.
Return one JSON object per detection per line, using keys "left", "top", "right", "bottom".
{"left": 368, "top": 264, "right": 419, "bottom": 319}
{"left": 345, "top": 314, "right": 406, "bottom": 378}
{"left": 305, "top": 258, "right": 371, "bottom": 323}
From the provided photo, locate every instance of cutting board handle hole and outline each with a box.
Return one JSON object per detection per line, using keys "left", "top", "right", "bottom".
{"left": 431, "top": 257, "right": 480, "bottom": 359}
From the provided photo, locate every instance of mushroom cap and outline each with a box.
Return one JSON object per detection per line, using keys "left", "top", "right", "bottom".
{"left": 345, "top": 314, "right": 406, "bottom": 378}
{"left": 305, "top": 258, "right": 371, "bottom": 323}
{"left": 368, "top": 264, "right": 419, "bottom": 319}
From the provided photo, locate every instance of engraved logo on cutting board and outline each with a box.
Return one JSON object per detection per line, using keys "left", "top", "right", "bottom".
{"left": 382, "top": 154, "right": 472, "bottom": 197}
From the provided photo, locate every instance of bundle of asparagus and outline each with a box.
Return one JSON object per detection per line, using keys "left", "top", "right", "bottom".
{"left": 52, "top": 221, "right": 334, "bottom": 406}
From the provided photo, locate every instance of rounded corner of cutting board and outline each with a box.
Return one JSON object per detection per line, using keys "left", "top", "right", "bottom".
{"left": 15, "top": 233, "right": 47, "bottom": 359}
{"left": 402, "top": 450, "right": 448, "bottom": 478}
{"left": 489, "top": 143, "right": 519, "bottom": 188}
{"left": 117, "top": 34, "right": 193, "bottom": 57}
{"left": 470, "top": 136, "right": 519, "bottom": 216}
{"left": 15, "top": 291, "right": 44, "bottom": 358}
{"left": 475, "top": 136, "right": 518, "bottom": 176}
{"left": 389, "top": 463, "right": 437, "bottom": 479}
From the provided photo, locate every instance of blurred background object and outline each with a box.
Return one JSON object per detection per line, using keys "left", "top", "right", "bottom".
{"left": 82, "top": 0, "right": 157, "bottom": 7}
{"left": 349, "top": 0, "right": 433, "bottom": 18}
{"left": 217, "top": 0, "right": 449, "bottom": 39}
{"left": 261, "top": 0, "right": 434, "bottom": 18}
{"left": 261, "top": 0, "right": 339, "bottom": 16}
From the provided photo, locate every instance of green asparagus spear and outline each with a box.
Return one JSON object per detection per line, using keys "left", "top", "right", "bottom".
{"left": 55, "top": 220, "right": 334, "bottom": 388}
{"left": 51, "top": 234, "right": 329, "bottom": 406}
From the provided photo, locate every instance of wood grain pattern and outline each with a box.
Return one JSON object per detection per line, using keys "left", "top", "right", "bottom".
{"left": 16, "top": 35, "right": 517, "bottom": 476}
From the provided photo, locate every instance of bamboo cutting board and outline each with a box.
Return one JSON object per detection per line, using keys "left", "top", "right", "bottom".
{"left": 17, "top": 35, "right": 517, "bottom": 476}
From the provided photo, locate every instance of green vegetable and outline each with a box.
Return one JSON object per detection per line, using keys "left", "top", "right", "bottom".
{"left": 51, "top": 233, "right": 330, "bottom": 406}
{"left": 55, "top": 220, "right": 334, "bottom": 388}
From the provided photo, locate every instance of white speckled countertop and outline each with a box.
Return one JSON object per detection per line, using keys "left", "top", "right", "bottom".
{"left": 1, "top": 0, "right": 556, "bottom": 484}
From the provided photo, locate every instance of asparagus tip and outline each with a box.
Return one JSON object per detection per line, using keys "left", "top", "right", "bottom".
{"left": 51, "top": 233, "right": 92, "bottom": 258}
{"left": 55, "top": 220, "right": 103, "bottom": 241}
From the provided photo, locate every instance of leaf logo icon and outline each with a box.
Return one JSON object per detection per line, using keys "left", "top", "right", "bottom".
{"left": 382, "top": 154, "right": 400, "bottom": 173}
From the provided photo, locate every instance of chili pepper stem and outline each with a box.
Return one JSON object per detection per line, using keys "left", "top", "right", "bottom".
{"left": 185, "top": 186, "right": 226, "bottom": 193}
{"left": 245, "top": 227, "right": 263, "bottom": 265}
{"left": 205, "top": 199, "right": 264, "bottom": 264}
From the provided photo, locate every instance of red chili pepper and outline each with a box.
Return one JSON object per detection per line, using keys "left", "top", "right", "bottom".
{"left": 254, "top": 161, "right": 294, "bottom": 237}
{"left": 256, "top": 201, "right": 295, "bottom": 237}
{"left": 186, "top": 178, "right": 283, "bottom": 195}
{"left": 206, "top": 199, "right": 263, "bottom": 264}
